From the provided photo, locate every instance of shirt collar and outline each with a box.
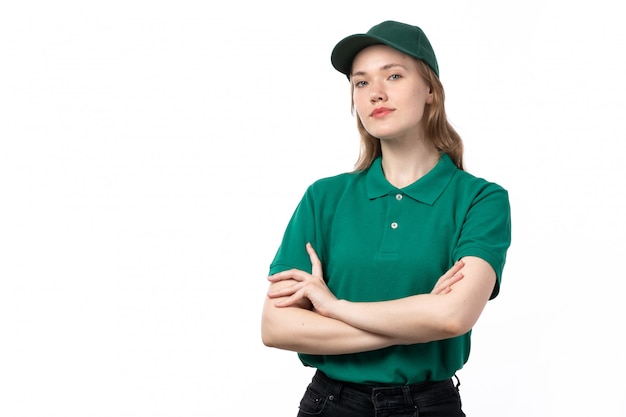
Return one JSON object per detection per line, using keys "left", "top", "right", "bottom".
{"left": 365, "top": 153, "right": 457, "bottom": 205}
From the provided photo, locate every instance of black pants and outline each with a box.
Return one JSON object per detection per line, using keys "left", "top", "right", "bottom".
{"left": 296, "top": 370, "right": 465, "bottom": 417}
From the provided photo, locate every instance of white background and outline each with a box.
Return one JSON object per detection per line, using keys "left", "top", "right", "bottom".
{"left": 1, "top": 1, "right": 625, "bottom": 416}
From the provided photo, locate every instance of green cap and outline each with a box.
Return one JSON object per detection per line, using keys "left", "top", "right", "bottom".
{"left": 331, "top": 20, "right": 439, "bottom": 78}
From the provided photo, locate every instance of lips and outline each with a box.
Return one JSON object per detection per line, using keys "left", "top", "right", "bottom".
{"left": 371, "top": 107, "right": 394, "bottom": 118}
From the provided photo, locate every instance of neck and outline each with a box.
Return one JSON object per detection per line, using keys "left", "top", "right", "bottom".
{"left": 380, "top": 140, "right": 440, "bottom": 188}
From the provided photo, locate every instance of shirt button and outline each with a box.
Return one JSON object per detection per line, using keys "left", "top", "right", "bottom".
{"left": 395, "top": 193, "right": 403, "bottom": 201}
{"left": 391, "top": 222, "right": 398, "bottom": 229}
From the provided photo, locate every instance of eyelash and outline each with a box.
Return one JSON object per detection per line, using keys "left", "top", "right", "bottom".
{"left": 354, "top": 74, "right": 402, "bottom": 88}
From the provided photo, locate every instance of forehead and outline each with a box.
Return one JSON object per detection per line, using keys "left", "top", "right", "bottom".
{"left": 351, "top": 44, "right": 413, "bottom": 72}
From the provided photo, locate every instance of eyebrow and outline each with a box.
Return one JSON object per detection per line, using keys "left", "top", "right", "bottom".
{"left": 351, "top": 63, "right": 408, "bottom": 77}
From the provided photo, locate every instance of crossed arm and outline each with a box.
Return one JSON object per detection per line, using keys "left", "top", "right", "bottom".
{"left": 261, "top": 243, "right": 496, "bottom": 355}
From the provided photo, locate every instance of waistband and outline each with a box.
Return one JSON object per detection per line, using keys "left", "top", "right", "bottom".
{"left": 313, "top": 370, "right": 454, "bottom": 396}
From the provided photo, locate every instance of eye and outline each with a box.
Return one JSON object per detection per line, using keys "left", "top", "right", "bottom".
{"left": 354, "top": 80, "right": 367, "bottom": 88}
{"left": 389, "top": 74, "right": 402, "bottom": 80}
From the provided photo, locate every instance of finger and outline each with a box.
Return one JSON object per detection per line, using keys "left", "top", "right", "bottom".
{"left": 306, "top": 243, "right": 323, "bottom": 277}
{"left": 446, "top": 271, "right": 464, "bottom": 287}
{"left": 445, "top": 260, "right": 464, "bottom": 279}
{"left": 267, "top": 283, "right": 301, "bottom": 298}
{"left": 433, "top": 260, "right": 464, "bottom": 288}
{"left": 274, "top": 290, "right": 306, "bottom": 308}
{"left": 268, "top": 269, "right": 305, "bottom": 283}
{"left": 432, "top": 271, "right": 463, "bottom": 294}
{"left": 439, "top": 271, "right": 463, "bottom": 288}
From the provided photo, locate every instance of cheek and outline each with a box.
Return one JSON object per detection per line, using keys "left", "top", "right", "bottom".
{"left": 408, "top": 93, "right": 430, "bottom": 114}
{"left": 353, "top": 97, "right": 369, "bottom": 119}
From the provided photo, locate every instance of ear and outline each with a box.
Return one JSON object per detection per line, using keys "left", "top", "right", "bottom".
{"left": 426, "top": 88, "right": 434, "bottom": 104}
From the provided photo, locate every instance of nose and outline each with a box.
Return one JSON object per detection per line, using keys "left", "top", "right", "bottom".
{"left": 369, "top": 80, "right": 387, "bottom": 103}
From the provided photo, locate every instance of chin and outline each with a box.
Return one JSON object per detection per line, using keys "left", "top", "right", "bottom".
{"left": 365, "top": 128, "right": 397, "bottom": 140}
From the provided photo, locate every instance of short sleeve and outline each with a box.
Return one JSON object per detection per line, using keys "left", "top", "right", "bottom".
{"left": 453, "top": 184, "right": 512, "bottom": 299}
{"left": 268, "top": 186, "right": 319, "bottom": 276}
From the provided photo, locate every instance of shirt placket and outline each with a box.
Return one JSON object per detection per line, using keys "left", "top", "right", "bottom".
{"left": 378, "top": 191, "right": 405, "bottom": 256}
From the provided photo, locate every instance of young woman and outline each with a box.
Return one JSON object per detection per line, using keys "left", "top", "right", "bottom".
{"left": 262, "top": 20, "right": 511, "bottom": 417}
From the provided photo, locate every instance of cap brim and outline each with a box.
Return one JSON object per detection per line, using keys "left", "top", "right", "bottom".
{"left": 331, "top": 34, "right": 422, "bottom": 78}
{"left": 331, "top": 34, "right": 388, "bottom": 77}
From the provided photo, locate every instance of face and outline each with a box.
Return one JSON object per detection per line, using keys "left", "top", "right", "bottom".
{"left": 350, "top": 45, "right": 433, "bottom": 142}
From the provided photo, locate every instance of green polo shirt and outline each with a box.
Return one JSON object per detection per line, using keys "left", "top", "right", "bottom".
{"left": 269, "top": 153, "right": 511, "bottom": 385}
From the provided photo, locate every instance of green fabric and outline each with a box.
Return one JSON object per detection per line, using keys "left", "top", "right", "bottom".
{"left": 269, "top": 153, "right": 511, "bottom": 385}
{"left": 331, "top": 20, "right": 439, "bottom": 78}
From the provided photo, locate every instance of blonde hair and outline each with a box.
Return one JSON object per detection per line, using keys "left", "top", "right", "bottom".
{"left": 351, "top": 59, "right": 464, "bottom": 171}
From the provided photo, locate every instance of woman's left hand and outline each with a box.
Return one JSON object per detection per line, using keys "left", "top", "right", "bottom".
{"left": 267, "top": 243, "right": 338, "bottom": 316}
